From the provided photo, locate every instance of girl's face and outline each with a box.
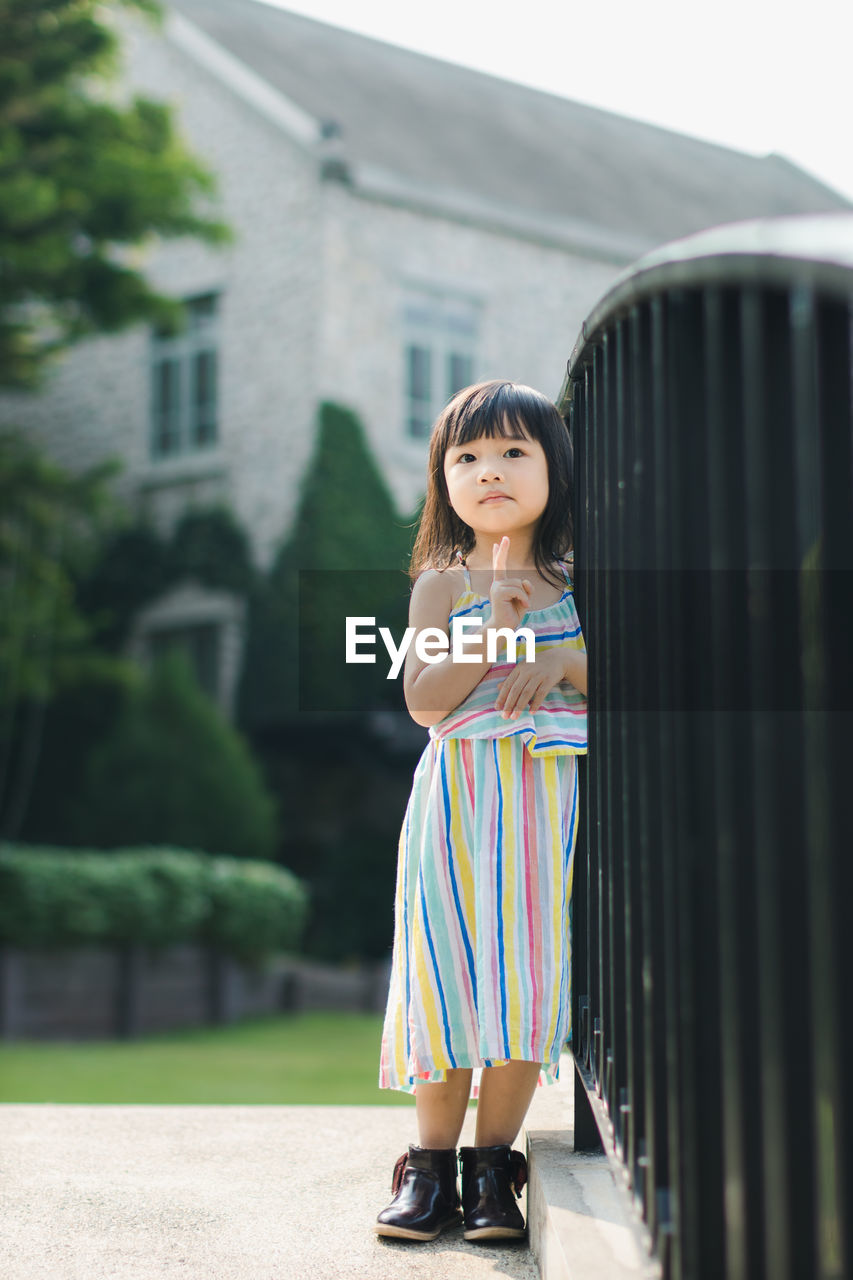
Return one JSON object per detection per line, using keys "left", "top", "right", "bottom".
{"left": 442, "top": 429, "right": 550, "bottom": 542}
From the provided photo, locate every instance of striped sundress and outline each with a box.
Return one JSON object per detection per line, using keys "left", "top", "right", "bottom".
{"left": 379, "top": 558, "right": 588, "bottom": 1093}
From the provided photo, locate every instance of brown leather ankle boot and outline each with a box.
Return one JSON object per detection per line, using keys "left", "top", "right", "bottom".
{"left": 459, "top": 1143, "right": 528, "bottom": 1240}
{"left": 374, "top": 1144, "right": 462, "bottom": 1241}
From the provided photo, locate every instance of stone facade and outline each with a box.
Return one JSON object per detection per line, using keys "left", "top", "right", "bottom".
{"left": 1, "top": 10, "right": 622, "bottom": 560}
{"left": 317, "top": 182, "right": 619, "bottom": 517}
{"left": 0, "top": 11, "right": 630, "bottom": 707}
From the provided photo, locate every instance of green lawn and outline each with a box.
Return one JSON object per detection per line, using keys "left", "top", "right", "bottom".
{"left": 0, "top": 1012, "right": 415, "bottom": 1105}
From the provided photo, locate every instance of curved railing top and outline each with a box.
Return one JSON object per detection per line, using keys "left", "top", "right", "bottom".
{"left": 559, "top": 211, "right": 853, "bottom": 408}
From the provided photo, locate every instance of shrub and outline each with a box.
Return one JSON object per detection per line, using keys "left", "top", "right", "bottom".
{"left": 0, "top": 843, "right": 308, "bottom": 965}
{"left": 203, "top": 857, "right": 309, "bottom": 966}
{"left": 238, "top": 400, "right": 416, "bottom": 728}
{"left": 73, "top": 650, "right": 277, "bottom": 861}
{"left": 0, "top": 845, "right": 208, "bottom": 948}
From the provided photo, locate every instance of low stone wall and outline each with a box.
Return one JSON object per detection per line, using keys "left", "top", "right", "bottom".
{"left": 0, "top": 945, "right": 391, "bottom": 1040}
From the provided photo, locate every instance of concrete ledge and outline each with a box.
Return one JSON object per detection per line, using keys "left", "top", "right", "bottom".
{"left": 524, "top": 1055, "right": 660, "bottom": 1280}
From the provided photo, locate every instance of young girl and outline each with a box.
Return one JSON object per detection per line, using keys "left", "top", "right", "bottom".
{"left": 375, "top": 380, "right": 587, "bottom": 1243}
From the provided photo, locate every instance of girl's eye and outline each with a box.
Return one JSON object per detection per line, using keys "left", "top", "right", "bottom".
{"left": 452, "top": 446, "right": 524, "bottom": 463}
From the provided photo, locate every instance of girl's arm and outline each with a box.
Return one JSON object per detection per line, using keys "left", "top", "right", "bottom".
{"left": 563, "top": 648, "right": 587, "bottom": 697}
{"left": 403, "top": 570, "right": 494, "bottom": 728}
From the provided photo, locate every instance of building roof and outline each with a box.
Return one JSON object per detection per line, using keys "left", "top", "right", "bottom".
{"left": 165, "top": 0, "right": 850, "bottom": 260}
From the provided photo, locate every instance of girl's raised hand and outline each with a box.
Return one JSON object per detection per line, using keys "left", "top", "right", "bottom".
{"left": 488, "top": 536, "right": 533, "bottom": 631}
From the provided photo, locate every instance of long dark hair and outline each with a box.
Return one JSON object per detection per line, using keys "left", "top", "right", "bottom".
{"left": 409, "top": 380, "right": 574, "bottom": 587}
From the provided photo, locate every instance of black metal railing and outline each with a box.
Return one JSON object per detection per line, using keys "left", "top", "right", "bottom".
{"left": 560, "top": 214, "right": 853, "bottom": 1280}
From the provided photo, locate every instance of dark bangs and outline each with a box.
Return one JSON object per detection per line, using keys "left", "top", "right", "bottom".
{"left": 441, "top": 381, "right": 539, "bottom": 450}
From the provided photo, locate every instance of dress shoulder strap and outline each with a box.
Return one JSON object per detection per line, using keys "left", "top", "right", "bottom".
{"left": 454, "top": 549, "right": 473, "bottom": 593}
{"left": 558, "top": 552, "right": 574, "bottom": 589}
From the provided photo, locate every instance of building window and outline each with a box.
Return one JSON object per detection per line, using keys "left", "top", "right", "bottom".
{"left": 403, "top": 289, "right": 478, "bottom": 439}
{"left": 150, "top": 293, "right": 220, "bottom": 459}
{"left": 406, "top": 344, "right": 432, "bottom": 438}
{"left": 148, "top": 621, "right": 221, "bottom": 702}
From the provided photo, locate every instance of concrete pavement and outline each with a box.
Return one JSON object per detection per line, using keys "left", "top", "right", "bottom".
{"left": 0, "top": 1056, "right": 650, "bottom": 1280}
{"left": 0, "top": 1102, "right": 537, "bottom": 1280}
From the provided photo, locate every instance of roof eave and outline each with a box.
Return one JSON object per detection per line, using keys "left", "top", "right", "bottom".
{"left": 339, "top": 164, "right": 651, "bottom": 264}
{"left": 166, "top": 10, "right": 321, "bottom": 151}
{"left": 164, "top": 10, "right": 651, "bottom": 264}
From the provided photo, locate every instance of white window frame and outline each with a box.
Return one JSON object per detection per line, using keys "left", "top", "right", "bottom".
{"left": 402, "top": 287, "right": 479, "bottom": 439}
{"left": 150, "top": 293, "right": 220, "bottom": 460}
{"left": 127, "top": 582, "right": 246, "bottom": 720}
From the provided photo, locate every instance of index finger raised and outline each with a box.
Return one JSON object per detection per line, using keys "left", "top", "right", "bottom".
{"left": 492, "top": 535, "right": 510, "bottom": 579}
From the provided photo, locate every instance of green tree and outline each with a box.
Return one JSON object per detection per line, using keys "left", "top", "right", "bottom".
{"left": 12, "top": 504, "right": 258, "bottom": 846}
{"left": 78, "top": 505, "right": 255, "bottom": 653}
{"left": 0, "top": 0, "right": 233, "bottom": 826}
{"left": 0, "top": 431, "right": 133, "bottom": 837}
{"left": 0, "top": 431, "right": 124, "bottom": 703}
{"left": 169, "top": 506, "right": 255, "bottom": 596}
{"left": 74, "top": 650, "right": 278, "bottom": 861}
{"left": 236, "top": 402, "right": 423, "bottom": 962}
{"left": 0, "top": 0, "right": 230, "bottom": 389}
{"left": 238, "top": 401, "right": 417, "bottom": 726}
{"left": 283, "top": 400, "right": 415, "bottom": 573}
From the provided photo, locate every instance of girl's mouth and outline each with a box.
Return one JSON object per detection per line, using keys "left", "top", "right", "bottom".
{"left": 480, "top": 494, "right": 510, "bottom": 503}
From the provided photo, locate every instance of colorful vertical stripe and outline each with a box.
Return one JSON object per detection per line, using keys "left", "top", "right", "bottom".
{"left": 429, "top": 566, "right": 588, "bottom": 754}
{"left": 379, "top": 735, "right": 582, "bottom": 1092}
{"left": 378, "top": 565, "right": 587, "bottom": 1093}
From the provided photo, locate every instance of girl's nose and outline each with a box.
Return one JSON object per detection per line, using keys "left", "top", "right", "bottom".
{"left": 477, "top": 458, "right": 504, "bottom": 481}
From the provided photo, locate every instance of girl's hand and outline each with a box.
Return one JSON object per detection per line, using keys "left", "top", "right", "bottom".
{"left": 488, "top": 536, "right": 533, "bottom": 631}
{"left": 495, "top": 645, "right": 570, "bottom": 719}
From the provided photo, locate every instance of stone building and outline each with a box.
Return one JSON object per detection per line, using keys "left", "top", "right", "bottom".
{"left": 3, "top": 0, "right": 848, "bottom": 714}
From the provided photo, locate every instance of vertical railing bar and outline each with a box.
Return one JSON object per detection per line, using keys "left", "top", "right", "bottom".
{"left": 811, "top": 296, "right": 853, "bottom": 1279}
{"left": 613, "top": 315, "right": 632, "bottom": 1165}
{"left": 629, "top": 298, "right": 660, "bottom": 1242}
{"left": 605, "top": 322, "right": 625, "bottom": 1130}
{"left": 650, "top": 291, "right": 680, "bottom": 1275}
{"left": 600, "top": 330, "right": 617, "bottom": 1114}
{"left": 704, "top": 284, "right": 751, "bottom": 1280}
{"left": 673, "top": 286, "right": 727, "bottom": 1280}
{"left": 578, "top": 360, "right": 591, "bottom": 1080}
{"left": 741, "top": 285, "right": 801, "bottom": 1280}
{"left": 769, "top": 287, "right": 816, "bottom": 1280}
{"left": 788, "top": 284, "right": 827, "bottom": 1280}
{"left": 590, "top": 345, "right": 606, "bottom": 1094}
{"left": 569, "top": 377, "right": 589, "bottom": 1077}
{"left": 669, "top": 289, "right": 695, "bottom": 1280}
{"left": 621, "top": 308, "right": 643, "bottom": 1202}
{"left": 666, "top": 288, "right": 706, "bottom": 1280}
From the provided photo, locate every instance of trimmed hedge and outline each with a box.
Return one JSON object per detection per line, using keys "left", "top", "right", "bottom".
{"left": 0, "top": 843, "right": 308, "bottom": 967}
{"left": 202, "top": 857, "right": 309, "bottom": 966}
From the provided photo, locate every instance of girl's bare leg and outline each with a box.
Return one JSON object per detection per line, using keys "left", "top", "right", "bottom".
{"left": 474, "top": 1060, "right": 542, "bottom": 1146}
{"left": 415, "top": 1068, "right": 474, "bottom": 1148}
